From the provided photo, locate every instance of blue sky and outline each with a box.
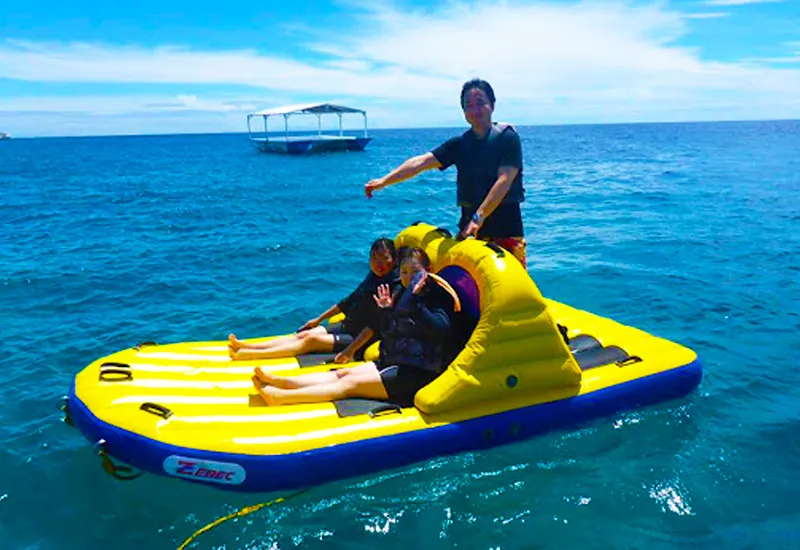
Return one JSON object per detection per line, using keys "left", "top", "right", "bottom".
{"left": 1, "top": 0, "right": 799, "bottom": 136}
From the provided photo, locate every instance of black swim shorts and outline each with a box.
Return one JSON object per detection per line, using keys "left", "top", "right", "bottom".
{"left": 325, "top": 322, "right": 355, "bottom": 353}
{"left": 378, "top": 364, "right": 440, "bottom": 407}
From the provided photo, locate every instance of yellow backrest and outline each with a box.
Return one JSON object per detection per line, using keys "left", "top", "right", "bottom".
{"left": 395, "top": 223, "right": 582, "bottom": 414}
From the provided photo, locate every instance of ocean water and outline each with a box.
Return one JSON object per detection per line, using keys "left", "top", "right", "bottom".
{"left": 1, "top": 120, "right": 799, "bottom": 549}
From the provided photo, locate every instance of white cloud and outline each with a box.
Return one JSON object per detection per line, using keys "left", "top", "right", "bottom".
{"left": 682, "top": 12, "right": 730, "bottom": 18}
{"left": 745, "top": 57, "right": 800, "bottom": 64}
{"left": 0, "top": 109, "right": 251, "bottom": 137}
{"left": 740, "top": 41, "right": 800, "bottom": 64}
{"left": 1, "top": 0, "right": 800, "bottom": 136}
{"left": 0, "top": 94, "right": 257, "bottom": 114}
{"left": 0, "top": 38, "right": 456, "bottom": 102}
{"left": 702, "top": 0, "right": 784, "bottom": 5}
{"left": 0, "top": 93, "right": 443, "bottom": 136}
{"left": 304, "top": 1, "right": 800, "bottom": 121}
{"left": 175, "top": 95, "right": 232, "bottom": 111}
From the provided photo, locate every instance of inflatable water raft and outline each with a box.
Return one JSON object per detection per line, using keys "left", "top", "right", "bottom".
{"left": 64, "top": 222, "right": 702, "bottom": 492}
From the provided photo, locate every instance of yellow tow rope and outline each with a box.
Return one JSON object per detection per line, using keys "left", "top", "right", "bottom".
{"left": 177, "top": 488, "right": 310, "bottom": 550}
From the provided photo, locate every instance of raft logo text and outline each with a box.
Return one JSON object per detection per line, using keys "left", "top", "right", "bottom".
{"left": 163, "top": 455, "right": 246, "bottom": 485}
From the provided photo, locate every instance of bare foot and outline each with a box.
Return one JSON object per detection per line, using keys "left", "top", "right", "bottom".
{"left": 228, "top": 345, "right": 241, "bottom": 360}
{"left": 228, "top": 333, "right": 243, "bottom": 352}
{"left": 254, "top": 366, "right": 277, "bottom": 385}
{"left": 252, "top": 376, "right": 285, "bottom": 406}
{"left": 254, "top": 366, "right": 303, "bottom": 389}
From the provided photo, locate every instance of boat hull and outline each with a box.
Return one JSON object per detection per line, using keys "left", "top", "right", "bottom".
{"left": 256, "top": 136, "right": 372, "bottom": 154}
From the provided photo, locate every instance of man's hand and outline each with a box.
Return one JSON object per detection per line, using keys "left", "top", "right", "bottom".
{"left": 365, "top": 177, "right": 387, "bottom": 198}
{"left": 297, "top": 317, "right": 321, "bottom": 332}
{"left": 458, "top": 220, "right": 482, "bottom": 240}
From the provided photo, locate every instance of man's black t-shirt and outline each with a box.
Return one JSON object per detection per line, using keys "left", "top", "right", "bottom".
{"left": 432, "top": 123, "right": 525, "bottom": 238}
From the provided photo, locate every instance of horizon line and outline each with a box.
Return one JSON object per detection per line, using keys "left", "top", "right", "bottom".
{"left": 3, "top": 117, "right": 798, "bottom": 140}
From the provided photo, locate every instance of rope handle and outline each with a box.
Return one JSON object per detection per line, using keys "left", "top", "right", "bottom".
{"left": 94, "top": 440, "right": 142, "bottom": 481}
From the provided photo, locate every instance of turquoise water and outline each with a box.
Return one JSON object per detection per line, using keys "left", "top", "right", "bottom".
{"left": 1, "top": 121, "right": 799, "bottom": 549}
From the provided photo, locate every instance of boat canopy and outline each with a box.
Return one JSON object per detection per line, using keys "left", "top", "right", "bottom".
{"left": 249, "top": 102, "right": 367, "bottom": 117}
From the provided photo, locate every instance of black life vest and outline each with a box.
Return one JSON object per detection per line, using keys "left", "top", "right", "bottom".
{"left": 379, "top": 276, "right": 451, "bottom": 373}
{"left": 456, "top": 123, "right": 524, "bottom": 208}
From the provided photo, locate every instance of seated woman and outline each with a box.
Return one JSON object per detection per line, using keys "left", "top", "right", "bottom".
{"left": 251, "top": 247, "right": 457, "bottom": 407}
{"left": 229, "top": 238, "right": 399, "bottom": 361}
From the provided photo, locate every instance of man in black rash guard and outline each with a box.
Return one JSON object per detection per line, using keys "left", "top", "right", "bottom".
{"left": 365, "top": 78, "right": 528, "bottom": 268}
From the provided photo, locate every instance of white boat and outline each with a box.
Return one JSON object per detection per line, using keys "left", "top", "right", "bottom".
{"left": 0, "top": 132, "right": 9, "bottom": 140}
{"left": 246, "top": 102, "right": 372, "bottom": 154}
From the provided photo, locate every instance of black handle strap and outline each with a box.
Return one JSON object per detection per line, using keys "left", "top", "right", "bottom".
{"left": 369, "top": 404, "right": 402, "bottom": 418}
{"left": 616, "top": 356, "right": 643, "bottom": 367}
{"left": 140, "top": 402, "right": 173, "bottom": 419}
{"left": 410, "top": 221, "right": 452, "bottom": 238}
{"left": 98, "top": 365, "right": 133, "bottom": 382}
{"left": 133, "top": 341, "right": 158, "bottom": 351}
{"left": 435, "top": 226, "right": 453, "bottom": 238}
{"left": 101, "top": 362, "right": 131, "bottom": 369}
{"left": 484, "top": 242, "right": 506, "bottom": 257}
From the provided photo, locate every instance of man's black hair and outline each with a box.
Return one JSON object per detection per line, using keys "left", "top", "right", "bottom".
{"left": 460, "top": 78, "right": 496, "bottom": 108}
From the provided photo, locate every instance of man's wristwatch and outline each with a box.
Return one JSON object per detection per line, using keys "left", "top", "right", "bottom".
{"left": 471, "top": 212, "right": 484, "bottom": 225}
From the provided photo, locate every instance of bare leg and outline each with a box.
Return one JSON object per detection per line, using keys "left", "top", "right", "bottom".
{"left": 253, "top": 363, "right": 388, "bottom": 406}
{"left": 229, "top": 327, "right": 327, "bottom": 351}
{"left": 231, "top": 331, "right": 336, "bottom": 360}
{"left": 231, "top": 332, "right": 293, "bottom": 357}
{"left": 253, "top": 366, "right": 343, "bottom": 389}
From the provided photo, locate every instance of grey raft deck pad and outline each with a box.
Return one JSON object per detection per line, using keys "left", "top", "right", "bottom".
{"left": 284, "top": 333, "right": 634, "bottom": 418}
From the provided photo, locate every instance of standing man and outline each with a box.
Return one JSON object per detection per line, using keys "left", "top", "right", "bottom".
{"left": 365, "top": 78, "right": 527, "bottom": 268}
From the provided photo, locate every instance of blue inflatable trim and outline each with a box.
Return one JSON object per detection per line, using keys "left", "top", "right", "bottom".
{"left": 67, "top": 357, "right": 702, "bottom": 493}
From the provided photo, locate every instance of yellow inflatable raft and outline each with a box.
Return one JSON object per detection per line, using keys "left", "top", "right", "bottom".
{"left": 64, "top": 222, "right": 702, "bottom": 492}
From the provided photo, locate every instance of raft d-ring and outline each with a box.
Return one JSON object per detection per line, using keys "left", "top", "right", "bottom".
{"left": 93, "top": 438, "right": 107, "bottom": 455}
{"left": 56, "top": 395, "right": 74, "bottom": 427}
{"left": 56, "top": 395, "right": 68, "bottom": 412}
